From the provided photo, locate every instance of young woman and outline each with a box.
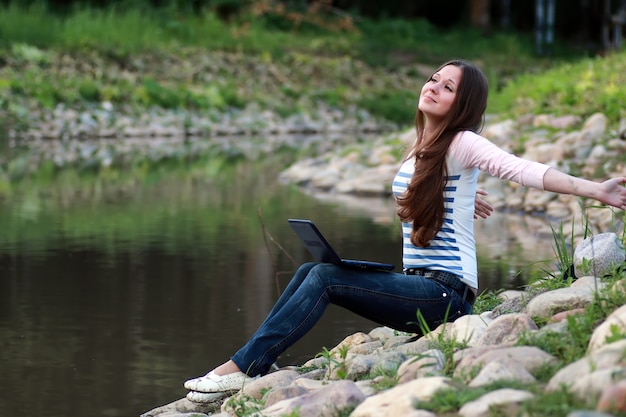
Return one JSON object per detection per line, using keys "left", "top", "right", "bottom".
{"left": 183, "top": 59, "right": 626, "bottom": 400}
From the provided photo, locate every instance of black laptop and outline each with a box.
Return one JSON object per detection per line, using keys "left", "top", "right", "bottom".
{"left": 288, "top": 219, "right": 395, "bottom": 271}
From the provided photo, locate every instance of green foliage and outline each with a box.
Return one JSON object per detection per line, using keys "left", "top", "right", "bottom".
{"left": 414, "top": 309, "right": 468, "bottom": 377}
{"left": 415, "top": 384, "right": 494, "bottom": 414}
{"left": 223, "top": 392, "right": 265, "bottom": 417}
{"left": 472, "top": 290, "right": 503, "bottom": 315}
{"left": 530, "top": 214, "right": 590, "bottom": 291}
{"left": 369, "top": 367, "right": 399, "bottom": 392}
{"left": 315, "top": 346, "right": 335, "bottom": 371}
{"left": 418, "top": 380, "right": 589, "bottom": 417}
{"left": 518, "top": 267, "right": 626, "bottom": 380}
{"left": 518, "top": 385, "right": 591, "bottom": 417}
{"left": 77, "top": 79, "right": 101, "bottom": 102}
{"left": 0, "top": 2, "right": 61, "bottom": 48}
{"left": 137, "top": 78, "right": 183, "bottom": 108}
{"left": 1, "top": 0, "right": 605, "bottom": 131}
{"left": 357, "top": 90, "right": 415, "bottom": 126}
{"left": 489, "top": 52, "right": 626, "bottom": 123}
{"left": 541, "top": 220, "right": 577, "bottom": 287}
{"left": 60, "top": 6, "right": 172, "bottom": 54}
{"left": 279, "top": 409, "right": 302, "bottom": 417}
{"left": 314, "top": 345, "right": 349, "bottom": 379}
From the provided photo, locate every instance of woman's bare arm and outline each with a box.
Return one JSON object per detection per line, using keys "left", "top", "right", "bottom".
{"left": 542, "top": 168, "right": 626, "bottom": 210}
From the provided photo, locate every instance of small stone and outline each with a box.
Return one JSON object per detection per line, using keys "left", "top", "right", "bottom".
{"left": 596, "top": 380, "right": 626, "bottom": 414}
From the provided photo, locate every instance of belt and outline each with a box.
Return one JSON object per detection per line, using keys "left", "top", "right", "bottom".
{"left": 403, "top": 268, "right": 475, "bottom": 305}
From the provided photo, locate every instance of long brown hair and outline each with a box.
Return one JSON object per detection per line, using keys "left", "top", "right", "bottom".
{"left": 396, "top": 60, "right": 488, "bottom": 247}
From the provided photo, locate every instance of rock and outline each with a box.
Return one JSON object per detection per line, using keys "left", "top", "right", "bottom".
{"left": 523, "top": 188, "right": 557, "bottom": 211}
{"left": 458, "top": 388, "right": 534, "bottom": 417}
{"left": 551, "top": 115, "right": 581, "bottom": 130}
{"left": 396, "top": 349, "right": 446, "bottom": 383}
{"left": 140, "top": 398, "right": 220, "bottom": 417}
{"left": 568, "top": 367, "right": 626, "bottom": 403}
{"left": 302, "top": 356, "right": 328, "bottom": 370}
{"left": 329, "top": 332, "right": 372, "bottom": 356}
{"left": 330, "top": 353, "right": 375, "bottom": 380}
{"left": 567, "top": 411, "right": 617, "bottom": 417}
{"left": 475, "top": 313, "right": 537, "bottom": 346}
{"left": 383, "top": 334, "right": 414, "bottom": 349}
{"left": 492, "top": 292, "right": 531, "bottom": 316}
{"left": 588, "top": 304, "right": 626, "bottom": 352}
{"left": 348, "top": 340, "right": 383, "bottom": 355}
{"left": 454, "top": 346, "right": 557, "bottom": 380}
{"left": 619, "top": 117, "right": 626, "bottom": 138}
{"left": 525, "top": 285, "right": 599, "bottom": 319}
{"left": 292, "top": 378, "right": 327, "bottom": 391}
{"left": 263, "top": 385, "right": 310, "bottom": 408}
{"left": 533, "top": 114, "right": 553, "bottom": 128}
{"left": 581, "top": 113, "right": 608, "bottom": 141}
{"left": 241, "top": 369, "right": 301, "bottom": 399}
{"left": 547, "top": 339, "right": 626, "bottom": 397}
{"left": 573, "top": 233, "right": 625, "bottom": 278}
{"left": 546, "top": 200, "right": 571, "bottom": 218}
{"left": 596, "top": 379, "right": 626, "bottom": 414}
{"left": 259, "top": 380, "right": 365, "bottom": 417}
{"left": 395, "top": 335, "right": 435, "bottom": 356}
{"left": 368, "top": 326, "right": 396, "bottom": 342}
{"left": 550, "top": 308, "right": 586, "bottom": 323}
{"left": 370, "top": 350, "right": 408, "bottom": 376}
{"left": 555, "top": 130, "right": 584, "bottom": 158}
{"left": 468, "top": 359, "right": 536, "bottom": 387}
{"left": 449, "top": 313, "right": 491, "bottom": 347}
{"left": 482, "top": 119, "right": 517, "bottom": 146}
{"left": 527, "top": 143, "right": 563, "bottom": 164}
{"left": 351, "top": 376, "right": 457, "bottom": 417}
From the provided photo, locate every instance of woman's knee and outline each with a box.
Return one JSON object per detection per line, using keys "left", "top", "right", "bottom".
{"left": 296, "top": 262, "right": 319, "bottom": 274}
{"left": 291, "top": 262, "right": 319, "bottom": 282}
{"left": 306, "top": 263, "right": 344, "bottom": 287}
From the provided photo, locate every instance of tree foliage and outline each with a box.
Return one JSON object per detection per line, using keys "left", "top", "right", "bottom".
{"left": 1, "top": 0, "right": 622, "bottom": 47}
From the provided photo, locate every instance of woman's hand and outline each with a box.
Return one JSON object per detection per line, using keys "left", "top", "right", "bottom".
{"left": 598, "top": 178, "right": 626, "bottom": 210}
{"left": 474, "top": 188, "right": 494, "bottom": 219}
{"left": 543, "top": 169, "right": 626, "bottom": 210}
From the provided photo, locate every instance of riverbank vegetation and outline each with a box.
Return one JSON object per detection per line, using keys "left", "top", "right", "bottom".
{"left": 2, "top": 1, "right": 621, "bottom": 135}
{"left": 1, "top": 1, "right": 625, "bottom": 181}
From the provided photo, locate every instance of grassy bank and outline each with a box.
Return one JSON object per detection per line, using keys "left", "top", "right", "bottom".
{"left": 1, "top": 3, "right": 626, "bottom": 184}
{"left": 0, "top": 2, "right": 602, "bottom": 132}
{"left": 0, "top": 2, "right": 546, "bottom": 68}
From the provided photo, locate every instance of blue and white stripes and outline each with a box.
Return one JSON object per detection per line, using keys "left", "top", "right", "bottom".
{"left": 392, "top": 158, "right": 478, "bottom": 288}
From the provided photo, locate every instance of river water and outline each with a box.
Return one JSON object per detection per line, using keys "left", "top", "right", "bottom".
{"left": 0, "top": 138, "right": 558, "bottom": 417}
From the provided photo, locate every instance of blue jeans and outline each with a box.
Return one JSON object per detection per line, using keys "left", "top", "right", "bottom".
{"left": 231, "top": 262, "right": 472, "bottom": 376}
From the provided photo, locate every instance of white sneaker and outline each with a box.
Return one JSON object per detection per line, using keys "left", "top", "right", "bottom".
{"left": 183, "top": 370, "right": 258, "bottom": 393}
{"left": 186, "top": 390, "right": 227, "bottom": 404}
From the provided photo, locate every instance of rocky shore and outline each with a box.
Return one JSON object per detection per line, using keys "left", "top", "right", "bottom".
{"left": 141, "top": 233, "right": 626, "bottom": 417}
{"left": 11, "top": 101, "right": 395, "bottom": 141}
{"left": 280, "top": 111, "right": 626, "bottom": 242}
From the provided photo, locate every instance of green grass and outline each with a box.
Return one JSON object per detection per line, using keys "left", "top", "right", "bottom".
{"left": 1, "top": 1, "right": 615, "bottom": 130}
{"left": 3, "top": 1, "right": 626, "bottom": 177}
{"left": 0, "top": 2, "right": 576, "bottom": 73}
{"left": 489, "top": 51, "right": 626, "bottom": 122}
{"left": 414, "top": 267, "right": 626, "bottom": 416}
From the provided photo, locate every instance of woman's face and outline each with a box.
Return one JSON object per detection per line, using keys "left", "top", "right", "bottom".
{"left": 418, "top": 65, "right": 462, "bottom": 123}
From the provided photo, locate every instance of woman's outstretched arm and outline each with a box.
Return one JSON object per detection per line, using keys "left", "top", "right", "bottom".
{"left": 542, "top": 168, "right": 626, "bottom": 210}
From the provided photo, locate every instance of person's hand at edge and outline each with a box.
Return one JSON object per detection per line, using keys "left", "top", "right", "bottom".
{"left": 474, "top": 188, "right": 494, "bottom": 219}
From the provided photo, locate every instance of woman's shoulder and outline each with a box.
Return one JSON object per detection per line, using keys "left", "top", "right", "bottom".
{"left": 456, "top": 130, "right": 484, "bottom": 142}
{"left": 448, "top": 130, "right": 499, "bottom": 167}
{"left": 450, "top": 130, "right": 487, "bottom": 153}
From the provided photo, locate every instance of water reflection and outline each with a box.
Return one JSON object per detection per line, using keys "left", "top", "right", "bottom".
{"left": 0, "top": 156, "right": 558, "bottom": 417}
